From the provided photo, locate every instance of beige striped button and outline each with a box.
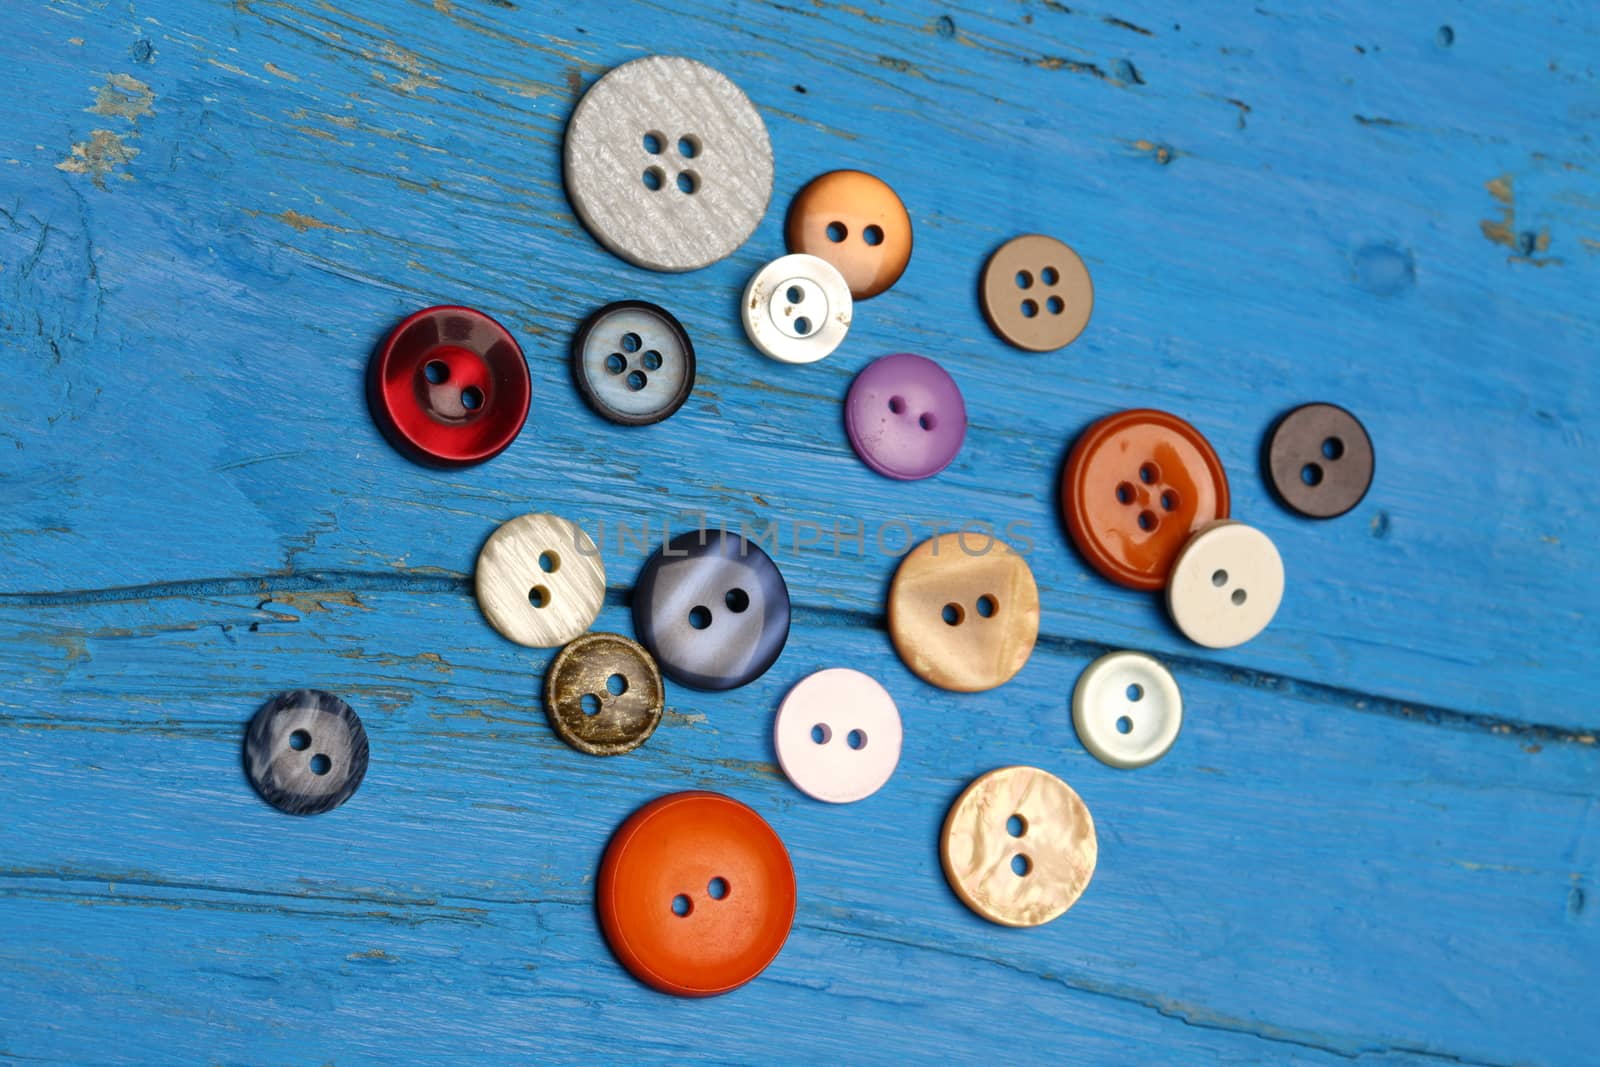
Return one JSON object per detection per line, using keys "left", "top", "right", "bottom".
{"left": 476, "top": 513, "right": 605, "bottom": 648}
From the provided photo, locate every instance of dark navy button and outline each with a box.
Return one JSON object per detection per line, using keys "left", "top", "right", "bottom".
{"left": 572, "top": 300, "right": 696, "bottom": 426}
{"left": 244, "top": 690, "right": 369, "bottom": 816}
{"left": 632, "top": 529, "right": 790, "bottom": 691}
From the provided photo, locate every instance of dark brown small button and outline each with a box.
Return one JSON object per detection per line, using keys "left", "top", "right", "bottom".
{"left": 1264, "top": 403, "right": 1374, "bottom": 518}
{"left": 544, "top": 632, "right": 665, "bottom": 756}
{"left": 980, "top": 235, "right": 1093, "bottom": 352}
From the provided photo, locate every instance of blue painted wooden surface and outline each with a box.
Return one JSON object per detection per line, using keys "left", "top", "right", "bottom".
{"left": 2, "top": 0, "right": 1597, "bottom": 1062}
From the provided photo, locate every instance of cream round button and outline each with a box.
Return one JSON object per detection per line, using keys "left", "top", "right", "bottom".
{"left": 564, "top": 56, "right": 773, "bottom": 272}
{"left": 476, "top": 513, "right": 605, "bottom": 647}
{"left": 941, "top": 766, "right": 1096, "bottom": 927}
{"left": 773, "top": 668, "right": 901, "bottom": 803}
{"left": 1072, "top": 651, "right": 1181, "bottom": 769}
{"left": 741, "top": 253, "right": 853, "bottom": 364}
{"left": 1167, "top": 521, "right": 1284, "bottom": 648}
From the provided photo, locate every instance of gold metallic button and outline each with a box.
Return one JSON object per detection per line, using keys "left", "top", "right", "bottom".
{"left": 941, "top": 766, "right": 1097, "bottom": 927}
{"left": 545, "top": 632, "right": 665, "bottom": 756}
{"left": 886, "top": 532, "right": 1039, "bottom": 692}
{"left": 980, "top": 234, "right": 1093, "bottom": 352}
{"left": 785, "top": 170, "right": 912, "bottom": 300}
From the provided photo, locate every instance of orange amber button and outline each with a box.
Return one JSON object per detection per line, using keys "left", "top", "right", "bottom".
{"left": 598, "top": 791, "right": 795, "bottom": 997}
{"left": 785, "top": 170, "right": 912, "bottom": 300}
{"left": 1061, "top": 409, "right": 1230, "bottom": 591}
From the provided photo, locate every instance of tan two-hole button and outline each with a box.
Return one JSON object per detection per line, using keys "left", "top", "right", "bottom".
{"left": 887, "top": 532, "right": 1039, "bottom": 692}
{"left": 942, "top": 766, "right": 1097, "bottom": 927}
{"left": 785, "top": 170, "right": 912, "bottom": 300}
{"left": 980, "top": 235, "right": 1093, "bottom": 352}
{"left": 476, "top": 513, "right": 605, "bottom": 648}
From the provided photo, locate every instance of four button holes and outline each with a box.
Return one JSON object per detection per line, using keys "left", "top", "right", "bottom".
{"left": 1301, "top": 436, "right": 1345, "bottom": 487}
{"left": 287, "top": 728, "right": 333, "bottom": 777}
{"left": 1014, "top": 265, "right": 1068, "bottom": 320}
{"left": 671, "top": 875, "right": 731, "bottom": 918}
{"left": 1115, "top": 460, "right": 1180, "bottom": 534}
{"left": 605, "top": 331, "right": 664, "bottom": 392}
{"left": 642, "top": 130, "right": 701, "bottom": 195}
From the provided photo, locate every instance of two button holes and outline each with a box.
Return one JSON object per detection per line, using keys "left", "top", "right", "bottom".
{"left": 287, "top": 729, "right": 332, "bottom": 777}
{"left": 941, "top": 594, "right": 998, "bottom": 626}
{"left": 1006, "top": 813, "right": 1032, "bottom": 878}
{"left": 528, "top": 550, "right": 560, "bottom": 610}
{"left": 671, "top": 876, "right": 730, "bottom": 918}
{"left": 1301, "top": 436, "right": 1346, "bottom": 487}
{"left": 1117, "top": 683, "right": 1143, "bottom": 735}
{"left": 808, "top": 722, "right": 868, "bottom": 749}
{"left": 1115, "top": 461, "right": 1180, "bottom": 533}
{"left": 783, "top": 285, "right": 813, "bottom": 336}
{"left": 581, "top": 672, "right": 630, "bottom": 717}
{"left": 887, "top": 395, "right": 938, "bottom": 433}
{"left": 605, "top": 331, "right": 663, "bottom": 392}
{"left": 1014, "top": 265, "right": 1066, "bottom": 319}
{"left": 825, "top": 220, "right": 885, "bottom": 247}
{"left": 642, "top": 130, "right": 700, "bottom": 195}
{"left": 1211, "top": 568, "right": 1249, "bottom": 607}
{"left": 687, "top": 587, "right": 750, "bottom": 631}
{"left": 422, "top": 359, "right": 484, "bottom": 415}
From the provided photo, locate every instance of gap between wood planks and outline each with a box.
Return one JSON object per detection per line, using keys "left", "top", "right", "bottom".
{"left": 3, "top": 570, "right": 1594, "bottom": 747}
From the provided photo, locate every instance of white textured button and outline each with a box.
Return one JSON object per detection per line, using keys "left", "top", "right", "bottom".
{"left": 741, "top": 253, "right": 853, "bottom": 364}
{"left": 564, "top": 56, "right": 773, "bottom": 272}
{"left": 476, "top": 514, "right": 605, "bottom": 648}
{"left": 1167, "top": 521, "right": 1284, "bottom": 648}
{"left": 1072, "top": 651, "right": 1181, "bottom": 769}
{"left": 774, "top": 668, "right": 901, "bottom": 803}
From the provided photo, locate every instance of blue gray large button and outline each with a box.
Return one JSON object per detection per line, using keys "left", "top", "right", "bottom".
{"left": 632, "top": 529, "right": 791, "bottom": 690}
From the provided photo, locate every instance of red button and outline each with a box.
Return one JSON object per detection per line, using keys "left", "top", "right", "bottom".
{"left": 1061, "top": 409, "right": 1230, "bottom": 590}
{"left": 367, "top": 306, "right": 531, "bottom": 467}
{"left": 598, "top": 792, "right": 795, "bottom": 997}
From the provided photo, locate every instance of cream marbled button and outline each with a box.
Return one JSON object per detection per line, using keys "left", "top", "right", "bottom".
{"left": 476, "top": 513, "right": 605, "bottom": 648}
{"left": 774, "top": 668, "right": 902, "bottom": 803}
{"left": 1072, "top": 651, "right": 1181, "bottom": 769}
{"left": 887, "top": 532, "right": 1038, "bottom": 692}
{"left": 941, "top": 766, "right": 1097, "bottom": 927}
{"left": 1167, "top": 521, "right": 1284, "bottom": 649}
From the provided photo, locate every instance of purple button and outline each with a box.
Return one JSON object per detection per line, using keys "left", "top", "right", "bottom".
{"left": 844, "top": 353, "right": 967, "bottom": 480}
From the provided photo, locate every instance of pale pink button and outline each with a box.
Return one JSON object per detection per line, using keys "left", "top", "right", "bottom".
{"left": 774, "top": 669, "right": 902, "bottom": 803}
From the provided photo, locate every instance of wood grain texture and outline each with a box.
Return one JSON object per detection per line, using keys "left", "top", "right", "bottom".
{"left": 0, "top": 0, "right": 1596, "bottom": 1063}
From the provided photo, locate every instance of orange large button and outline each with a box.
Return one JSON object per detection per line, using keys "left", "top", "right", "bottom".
{"left": 785, "top": 170, "right": 912, "bottom": 299}
{"left": 597, "top": 791, "right": 795, "bottom": 997}
{"left": 1061, "top": 409, "right": 1230, "bottom": 590}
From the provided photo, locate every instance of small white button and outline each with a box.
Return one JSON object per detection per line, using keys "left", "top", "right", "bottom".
{"left": 773, "top": 668, "right": 901, "bottom": 803}
{"left": 1166, "top": 521, "right": 1284, "bottom": 648}
{"left": 741, "top": 253, "right": 853, "bottom": 364}
{"left": 1072, "top": 651, "right": 1181, "bottom": 769}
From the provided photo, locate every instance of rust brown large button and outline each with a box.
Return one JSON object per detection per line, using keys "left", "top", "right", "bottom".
{"left": 1061, "top": 409, "right": 1230, "bottom": 591}
{"left": 544, "top": 632, "right": 665, "bottom": 756}
{"left": 887, "top": 533, "right": 1039, "bottom": 692}
{"left": 980, "top": 235, "right": 1093, "bottom": 352}
{"left": 785, "top": 170, "right": 912, "bottom": 300}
